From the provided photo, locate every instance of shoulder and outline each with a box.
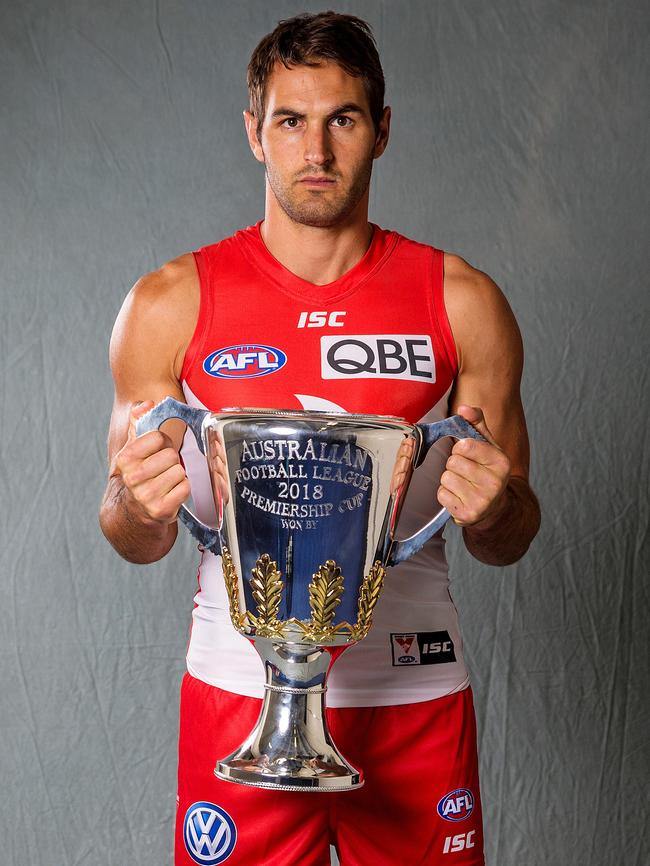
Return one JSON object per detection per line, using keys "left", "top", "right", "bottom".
{"left": 443, "top": 252, "right": 522, "bottom": 373}
{"left": 125, "top": 252, "right": 199, "bottom": 319}
{"left": 111, "top": 252, "right": 200, "bottom": 382}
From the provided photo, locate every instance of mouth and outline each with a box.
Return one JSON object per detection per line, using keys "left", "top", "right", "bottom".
{"left": 298, "top": 176, "right": 337, "bottom": 187}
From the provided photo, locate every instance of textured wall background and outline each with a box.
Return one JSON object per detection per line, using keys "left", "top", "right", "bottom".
{"left": 1, "top": 1, "right": 648, "bottom": 864}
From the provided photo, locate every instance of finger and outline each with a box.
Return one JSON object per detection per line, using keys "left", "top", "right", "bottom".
{"left": 436, "top": 484, "right": 465, "bottom": 524}
{"left": 125, "top": 446, "right": 181, "bottom": 487}
{"left": 446, "top": 452, "right": 490, "bottom": 483}
{"left": 118, "top": 431, "right": 172, "bottom": 471}
{"left": 455, "top": 404, "right": 498, "bottom": 447}
{"left": 138, "top": 476, "right": 192, "bottom": 524}
{"left": 443, "top": 449, "right": 507, "bottom": 500}
{"left": 437, "top": 479, "right": 491, "bottom": 527}
{"left": 158, "top": 477, "right": 192, "bottom": 517}
{"left": 141, "top": 445, "right": 182, "bottom": 476}
{"left": 452, "top": 437, "right": 508, "bottom": 470}
{"left": 128, "top": 400, "right": 155, "bottom": 440}
{"left": 136, "top": 463, "right": 189, "bottom": 508}
{"left": 439, "top": 469, "right": 479, "bottom": 503}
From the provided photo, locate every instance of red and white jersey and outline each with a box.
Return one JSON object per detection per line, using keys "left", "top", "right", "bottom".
{"left": 180, "top": 222, "right": 470, "bottom": 706}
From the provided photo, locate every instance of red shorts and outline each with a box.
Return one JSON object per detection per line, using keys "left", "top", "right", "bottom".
{"left": 175, "top": 673, "right": 484, "bottom": 866}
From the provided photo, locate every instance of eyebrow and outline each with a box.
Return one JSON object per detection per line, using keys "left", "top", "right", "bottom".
{"left": 270, "top": 102, "right": 366, "bottom": 119}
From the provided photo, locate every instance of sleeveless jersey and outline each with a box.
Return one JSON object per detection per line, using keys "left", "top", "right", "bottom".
{"left": 179, "top": 222, "right": 471, "bottom": 707}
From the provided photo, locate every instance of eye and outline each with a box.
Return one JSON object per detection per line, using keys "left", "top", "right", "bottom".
{"left": 331, "top": 115, "right": 353, "bottom": 128}
{"left": 281, "top": 117, "right": 301, "bottom": 128}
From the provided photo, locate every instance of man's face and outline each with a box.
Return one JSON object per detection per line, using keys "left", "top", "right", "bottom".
{"left": 245, "top": 61, "right": 390, "bottom": 228}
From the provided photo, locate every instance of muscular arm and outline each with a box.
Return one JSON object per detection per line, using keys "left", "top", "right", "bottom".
{"left": 442, "top": 254, "right": 541, "bottom": 566}
{"left": 99, "top": 254, "right": 200, "bottom": 564}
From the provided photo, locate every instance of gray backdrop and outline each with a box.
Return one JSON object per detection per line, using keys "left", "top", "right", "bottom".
{"left": 2, "top": 1, "right": 648, "bottom": 864}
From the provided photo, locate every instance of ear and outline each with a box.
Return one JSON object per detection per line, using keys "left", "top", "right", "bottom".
{"left": 244, "top": 110, "right": 265, "bottom": 163}
{"left": 373, "top": 106, "right": 391, "bottom": 159}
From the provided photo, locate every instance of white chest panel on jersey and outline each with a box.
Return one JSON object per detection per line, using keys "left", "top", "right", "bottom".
{"left": 180, "top": 382, "right": 469, "bottom": 707}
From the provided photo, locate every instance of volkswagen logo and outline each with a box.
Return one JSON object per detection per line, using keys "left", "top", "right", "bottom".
{"left": 183, "top": 802, "right": 237, "bottom": 864}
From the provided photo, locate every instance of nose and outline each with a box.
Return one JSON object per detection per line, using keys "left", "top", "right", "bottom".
{"left": 303, "top": 122, "right": 332, "bottom": 166}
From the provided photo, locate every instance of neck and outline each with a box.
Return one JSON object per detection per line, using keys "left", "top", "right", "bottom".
{"left": 260, "top": 191, "right": 373, "bottom": 285}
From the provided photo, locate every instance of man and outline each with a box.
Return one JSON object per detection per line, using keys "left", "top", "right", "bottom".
{"left": 100, "top": 11, "right": 540, "bottom": 866}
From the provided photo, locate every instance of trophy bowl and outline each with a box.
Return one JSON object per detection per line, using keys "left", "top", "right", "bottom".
{"left": 137, "top": 399, "right": 484, "bottom": 791}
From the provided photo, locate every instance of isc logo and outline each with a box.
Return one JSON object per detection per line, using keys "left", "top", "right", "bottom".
{"left": 297, "top": 311, "right": 346, "bottom": 328}
{"left": 203, "top": 344, "right": 287, "bottom": 379}
{"left": 422, "top": 640, "right": 453, "bottom": 655}
{"left": 437, "top": 788, "right": 474, "bottom": 822}
{"left": 442, "top": 830, "right": 476, "bottom": 854}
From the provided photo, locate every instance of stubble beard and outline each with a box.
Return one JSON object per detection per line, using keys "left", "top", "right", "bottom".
{"left": 263, "top": 151, "right": 374, "bottom": 229}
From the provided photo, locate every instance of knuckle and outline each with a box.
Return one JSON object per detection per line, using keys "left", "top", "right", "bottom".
{"left": 151, "top": 431, "right": 167, "bottom": 449}
{"left": 147, "top": 504, "right": 164, "bottom": 521}
{"left": 495, "top": 449, "right": 508, "bottom": 467}
{"left": 163, "top": 447, "right": 181, "bottom": 465}
{"left": 148, "top": 500, "right": 171, "bottom": 522}
{"left": 138, "top": 430, "right": 163, "bottom": 450}
{"left": 173, "top": 465, "right": 188, "bottom": 484}
{"left": 122, "top": 467, "right": 143, "bottom": 489}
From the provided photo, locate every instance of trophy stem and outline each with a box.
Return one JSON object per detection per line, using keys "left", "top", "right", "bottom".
{"left": 215, "top": 638, "right": 363, "bottom": 791}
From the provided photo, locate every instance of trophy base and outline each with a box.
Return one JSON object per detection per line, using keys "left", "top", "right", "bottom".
{"left": 214, "top": 639, "right": 363, "bottom": 792}
{"left": 215, "top": 758, "right": 362, "bottom": 792}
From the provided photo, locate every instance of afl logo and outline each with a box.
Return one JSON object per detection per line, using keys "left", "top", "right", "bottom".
{"left": 183, "top": 802, "right": 237, "bottom": 864}
{"left": 437, "top": 788, "right": 475, "bottom": 822}
{"left": 203, "top": 344, "right": 287, "bottom": 379}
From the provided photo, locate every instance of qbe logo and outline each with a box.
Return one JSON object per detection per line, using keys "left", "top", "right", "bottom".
{"left": 203, "top": 344, "right": 287, "bottom": 379}
{"left": 437, "top": 788, "right": 475, "bottom": 822}
{"left": 183, "top": 802, "right": 237, "bottom": 864}
{"left": 320, "top": 335, "right": 435, "bottom": 382}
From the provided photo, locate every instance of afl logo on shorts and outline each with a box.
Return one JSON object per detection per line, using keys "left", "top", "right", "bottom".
{"left": 183, "top": 802, "right": 237, "bottom": 864}
{"left": 437, "top": 788, "right": 475, "bottom": 822}
{"left": 203, "top": 344, "right": 287, "bottom": 379}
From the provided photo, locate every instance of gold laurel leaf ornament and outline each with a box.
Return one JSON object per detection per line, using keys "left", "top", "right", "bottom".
{"left": 221, "top": 546, "right": 246, "bottom": 632}
{"left": 249, "top": 554, "right": 285, "bottom": 638}
{"left": 306, "top": 560, "right": 345, "bottom": 641}
{"left": 351, "top": 561, "right": 386, "bottom": 641}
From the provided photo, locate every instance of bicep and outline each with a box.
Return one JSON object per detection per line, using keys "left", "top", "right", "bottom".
{"left": 106, "top": 281, "right": 188, "bottom": 462}
{"left": 445, "top": 258, "right": 531, "bottom": 479}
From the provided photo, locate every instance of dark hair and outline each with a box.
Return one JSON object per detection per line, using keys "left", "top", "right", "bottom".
{"left": 247, "top": 11, "right": 385, "bottom": 133}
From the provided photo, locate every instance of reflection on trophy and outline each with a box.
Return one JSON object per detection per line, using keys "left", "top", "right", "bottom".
{"left": 138, "top": 399, "right": 484, "bottom": 791}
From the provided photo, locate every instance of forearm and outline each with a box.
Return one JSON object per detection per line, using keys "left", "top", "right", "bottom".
{"left": 99, "top": 476, "right": 178, "bottom": 564}
{"left": 462, "top": 476, "right": 541, "bottom": 566}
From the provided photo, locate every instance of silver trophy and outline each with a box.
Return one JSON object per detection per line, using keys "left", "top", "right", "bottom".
{"left": 137, "top": 399, "right": 484, "bottom": 791}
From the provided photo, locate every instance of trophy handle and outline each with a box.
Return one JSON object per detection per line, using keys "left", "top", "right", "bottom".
{"left": 389, "top": 415, "right": 486, "bottom": 566}
{"left": 135, "top": 396, "right": 222, "bottom": 556}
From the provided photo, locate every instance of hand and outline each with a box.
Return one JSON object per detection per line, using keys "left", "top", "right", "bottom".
{"left": 110, "top": 401, "right": 191, "bottom": 525}
{"left": 437, "top": 405, "right": 511, "bottom": 528}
